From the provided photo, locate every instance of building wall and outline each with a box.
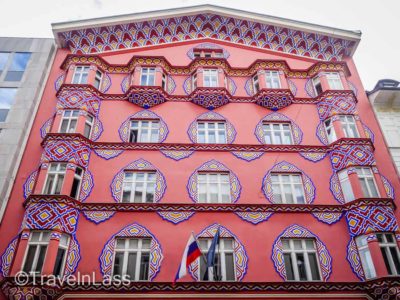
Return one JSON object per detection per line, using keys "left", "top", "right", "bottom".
{"left": 0, "top": 37, "right": 54, "bottom": 221}
{"left": 0, "top": 36, "right": 399, "bottom": 299}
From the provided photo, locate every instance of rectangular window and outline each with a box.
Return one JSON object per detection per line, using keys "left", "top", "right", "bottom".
{"left": 192, "top": 72, "right": 197, "bottom": 90}
{"left": 282, "top": 238, "right": 321, "bottom": 281}
{"left": 43, "top": 163, "right": 67, "bottom": 195}
{"left": 198, "top": 173, "right": 230, "bottom": 203}
{"left": 94, "top": 70, "right": 103, "bottom": 89}
{"left": 377, "top": 233, "right": 400, "bottom": 275}
{"left": 161, "top": 73, "right": 167, "bottom": 90}
{"left": 356, "top": 167, "right": 379, "bottom": 198}
{"left": 72, "top": 66, "right": 90, "bottom": 84}
{"left": 203, "top": 69, "right": 218, "bottom": 87}
{"left": 199, "top": 238, "right": 235, "bottom": 281}
{"left": 129, "top": 120, "right": 159, "bottom": 143}
{"left": 5, "top": 52, "right": 31, "bottom": 81}
{"left": 262, "top": 122, "right": 293, "bottom": 144}
{"left": 0, "top": 88, "right": 17, "bottom": 122}
{"left": 252, "top": 74, "right": 260, "bottom": 93}
{"left": 140, "top": 68, "right": 156, "bottom": 86}
{"left": 271, "top": 174, "right": 305, "bottom": 204}
{"left": 324, "top": 118, "right": 337, "bottom": 143}
{"left": 340, "top": 115, "right": 359, "bottom": 138}
{"left": 355, "top": 235, "right": 376, "bottom": 279}
{"left": 312, "top": 76, "right": 323, "bottom": 95}
{"left": 70, "top": 167, "right": 83, "bottom": 199}
{"left": 59, "top": 110, "right": 79, "bottom": 133}
{"left": 0, "top": 52, "right": 10, "bottom": 76}
{"left": 23, "top": 231, "right": 50, "bottom": 275}
{"left": 265, "top": 71, "right": 281, "bottom": 89}
{"left": 53, "top": 234, "right": 70, "bottom": 277}
{"left": 326, "top": 72, "right": 344, "bottom": 90}
{"left": 113, "top": 238, "right": 151, "bottom": 281}
{"left": 122, "top": 172, "right": 156, "bottom": 203}
{"left": 84, "top": 114, "right": 94, "bottom": 139}
{"left": 197, "top": 122, "right": 226, "bottom": 143}
{"left": 194, "top": 52, "right": 201, "bottom": 58}
{"left": 338, "top": 170, "right": 355, "bottom": 202}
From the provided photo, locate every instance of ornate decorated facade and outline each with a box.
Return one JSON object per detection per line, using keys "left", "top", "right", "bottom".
{"left": 0, "top": 5, "right": 399, "bottom": 300}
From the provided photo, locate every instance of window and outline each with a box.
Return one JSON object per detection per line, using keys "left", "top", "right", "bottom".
{"left": 323, "top": 118, "right": 337, "bottom": 143}
{"left": 271, "top": 174, "right": 305, "bottom": 204}
{"left": 72, "top": 66, "right": 90, "bottom": 84}
{"left": 129, "top": 120, "right": 159, "bottom": 143}
{"left": 355, "top": 235, "right": 376, "bottom": 279}
{"left": 0, "top": 52, "right": 9, "bottom": 76}
{"left": 340, "top": 115, "right": 359, "bottom": 138}
{"left": 193, "top": 50, "right": 223, "bottom": 58}
{"left": 262, "top": 123, "right": 293, "bottom": 144}
{"left": 53, "top": 234, "right": 70, "bottom": 277}
{"left": 198, "top": 173, "right": 230, "bottom": 203}
{"left": 192, "top": 72, "right": 198, "bottom": 90}
{"left": 252, "top": 74, "right": 260, "bottom": 93}
{"left": 199, "top": 238, "right": 235, "bottom": 281}
{"left": 356, "top": 167, "right": 379, "bottom": 198}
{"left": 282, "top": 238, "right": 321, "bottom": 281}
{"left": 197, "top": 122, "right": 226, "bottom": 143}
{"left": 377, "top": 233, "right": 400, "bottom": 275}
{"left": 94, "top": 70, "right": 103, "bottom": 89}
{"left": 326, "top": 72, "right": 343, "bottom": 90}
{"left": 194, "top": 52, "right": 201, "bottom": 58}
{"left": 122, "top": 172, "right": 156, "bottom": 203}
{"left": 113, "top": 238, "right": 151, "bottom": 281}
{"left": 0, "top": 88, "right": 17, "bottom": 122}
{"left": 203, "top": 69, "right": 218, "bottom": 87}
{"left": 59, "top": 110, "right": 79, "bottom": 133}
{"left": 70, "top": 167, "right": 83, "bottom": 199}
{"left": 338, "top": 170, "right": 355, "bottom": 202}
{"left": 140, "top": 68, "right": 155, "bottom": 86}
{"left": 23, "top": 231, "right": 50, "bottom": 275}
{"left": 265, "top": 71, "right": 281, "bottom": 89}
{"left": 43, "top": 163, "right": 67, "bottom": 195}
{"left": 161, "top": 73, "right": 167, "bottom": 90}
{"left": 5, "top": 52, "right": 31, "bottom": 81}
{"left": 312, "top": 76, "right": 323, "bottom": 95}
{"left": 84, "top": 114, "right": 94, "bottom": 138}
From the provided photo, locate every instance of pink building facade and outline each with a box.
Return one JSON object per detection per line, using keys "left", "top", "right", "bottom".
{"left": 0, "top": 5, "right": 399, "bottom": 300}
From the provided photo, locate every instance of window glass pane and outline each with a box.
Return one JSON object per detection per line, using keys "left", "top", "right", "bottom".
{"left": 283, "top": 253, "right": 295, "bottom": 280}
{"left": 225, "top": 253, "right": 235, "bottom": 281}
{"left": 53, "top": 248, "right": 66, "bottom": 276}
{"left": 127, "top": 252, "right": 137, "bottom": 280}
{"left": 381, "top": 247, "right": 393, "bottom": 275}
{"left": 0, "top": 88, "right": 17, "bottom": 122}
{"left": 296, "top": 253, "right": 307, "bottom": 281}
{"left": 0, "top": 52, "right": 9, "bottom": 72}
{"left": 113, "top": 252, "right": 124, "bottom": 277}
{"left": 23, "top": 245, "right": 37, "bottom": 272}
{"left": 139, "top": 253, "right": 150, "bottom": 280}
{"left": 5, "top": 52, "right": 31, "bottom": 81}
{"left": 293, "top": 240, "right": 302, "bottom": 250}
{"left": 34, "top": 245, "right": 47, "bottom": 273}
{"left": 389, "top": 247, "right": 400, "bottom": 274}
{"left": 308, "top": 253, "right": 321, "bottom": 280}
{"left": 54, "top": 174, "right": 64, "bottom": 194}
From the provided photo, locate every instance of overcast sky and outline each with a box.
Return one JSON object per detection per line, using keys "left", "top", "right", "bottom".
{"left": 1, "top": 0, "right": 399, "bottom": 90}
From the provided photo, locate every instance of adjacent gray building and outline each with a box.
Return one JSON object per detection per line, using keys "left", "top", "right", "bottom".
{"left": 368, "top": 79, "right": 400, "bottom": 174}
{"left": 0, "top": 37, "right": 54, "bottom": 221}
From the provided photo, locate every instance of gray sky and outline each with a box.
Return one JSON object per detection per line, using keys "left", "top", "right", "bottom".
{"left": 1, "top": 0, "right": 399, "bottom": 90}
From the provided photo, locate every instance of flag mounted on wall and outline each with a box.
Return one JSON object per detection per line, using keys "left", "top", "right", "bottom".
{"left": 174, "top": 233, "right": 202, "bottom": 282}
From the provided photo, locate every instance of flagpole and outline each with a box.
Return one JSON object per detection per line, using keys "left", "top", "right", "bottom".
{"left": 216, "top": 225, "right": 222, "bottom": 281}
{"left": 191, "top": 231, "right": 208, "bottom": 266}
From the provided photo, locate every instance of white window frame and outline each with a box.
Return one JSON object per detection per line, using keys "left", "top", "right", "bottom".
{"left": 337, "top": 169, "right": 355, "bottom": 202}
{"left": 252, "top": 74, "right": 260, "bottom": 93}
{"left": 312, "top": 76, "right": 323, "bottom": 95}
{"left": 161, "top": 73, "right": 167, "bottom": 90}
{"left": 70, "top": 167, "right": 83, "bottom": 200}
{"left": 22, "top": 231, "right": 51, "bottom": 275}
{"left": 129, "top": 120, "right": 160, "bottom": 143}
{"left": 53, "top": 234, "right": 70, "bottom": 277}
{"left": 94, "top": 70, "right": 103, "bottom": 89}
{"left": 356, "top": 167, "right": 380, "bottom": 198}
{"left": 265, "top": 70, "right": 281, "bottom": 89}
{"left": 270, "top": 173, "right": 305, "bottom": 204}
{"left": 262, "top": 122, "right": 293, "bottom": 145}
{"left": 282, "top": 238, "right": 322, "bottom": 281}
{"left": 203, "top": 69, "right": 219, "bottom": 87}
{"left": 340, "top": 115, "right": 359, "bottom": 138}
{"left": 192, "top": 72, "right": 198, "bottom": 90}
{"left": 355, "top": 235, "right": 376, "bottom": 279}
{"left": 72, "top": 66, "right": 90, "bottom": 84}
{"left": 323, "top": 118, "right": 337, "bottom": 143}
{"left": 199, "top": 238, "right": 236, "bottom": 281}
{"left": 43, "top": 163, "right": 67, "bottom": 195}
{"left": 198, "top": 172, "right": 230, "bottom": 204}
{"left": 197, "top": 121, "right": 227, "bottom": 144}
{"left": 84, "top": 114, "right": 94, "bottom": 139}
{"left": 326, "top": 72, "right": 344, "bottom": 90}
{"left": 140, "top": 68, "right": 156, "bottom": 86}
{"left": 377, "top": 233, "right": 400, "bottom": 276}
{"left": 112, "top": 238, "right": 151, "bottom": 281}
{"left": 59, "top": 110, "right": 79, "bottom": 134}
{"left": 121, "top": 172, "right": 156, "bottom": 203}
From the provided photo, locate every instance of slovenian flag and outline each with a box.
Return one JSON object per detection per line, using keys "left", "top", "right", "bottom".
{"left": 174, "top": 234, "right": 202, "bottom": 282}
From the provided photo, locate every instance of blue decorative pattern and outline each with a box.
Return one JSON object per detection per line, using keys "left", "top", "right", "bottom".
{"left": 167, "top": 75, "right": 176, "bottom": 94}
{"left": 23, "top": 170, "right": 38, "bottom": 199}
{"left": 235, "top": 212, "right": 273, "bottom": 224}
{"left": 0, "top": 236, "right": 18, "bottom": 277}
{"left": 231, "top": 151, "right": 264, "bottom": 162}
{"left": 94, "top": 149, "right": 124, "bottom": 160}
{"left": 312, "top": 212, "right": 343, "bottom": 225}
{"left": 287, "top": 79, "right": 297, "bottom": 96}
{"left": 40, "top": 117, "right": 54, "bottom": 139}
{"left": 226, "top": 77, "right": 237, "bottom": 95}
{"left": 381, "top": 175, "right": 395, "bottom": 199}
{"left": 157, "top": 211, "right": 195, "bottom": 224}
{"left": 121, "top": 75, "right": 130, "bottom": 93}
{"left": 79, "top": 169, "right": 94, "bottom": 202}
{"left": 299, "top": 152, "right": 327, "bottom": 162}
{"left": 160, "top": 150, "right": 194, "bottom": 161}
{"left": 99, "top": 73, "right": 111, "bottom": 93}
{"left": 244, "top": 78, "right": 255, "bottom": 96}
{"left": 83, "top": 211, "right": 115, "bottom": 224}
{"left": 317, "top": 94, "right": 357, "bottom": 120}
{"left": 54, "top": 73, "right": 65, "bottom": 91}
{"left": 346, "top": 237, "right": 365, "bottom": 281}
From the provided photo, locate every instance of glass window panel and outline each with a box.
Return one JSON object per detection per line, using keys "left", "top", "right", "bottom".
{"left": 225, "top": 253, "right": 235, "bottom": 281}
{"left": 284, "top": 184, "right": 294, "bottom": 203}
{"left": 113, "top": 252, "right": 124, "bottom": 276}
{"left": 308, "top": 253, "right": 321, "bottom": 280}
{"left": 0, "top": 88, "right": 17, "bottom": 122}
{"left": 293, "top": 240, "right": 302, "bottom": 250}
{"left": 129, "top": 239, "right": 138, "bottom": 249}
{"left": 116, "top": 239, "right": 126, "bottom": 249}
{"left": 23, "top": 246, "right": 37, "bottom": 272}
{"left": 381, "top": 248, "right": 393, "bottom": 275}
{"left": 53, "top": 248, "right": 66, "bottom": 276}
{"left": 34, "top": 245, "right": 47, "bottom": 272}
{"left": 296, "top": 253, "right": 307, "bottom": 281}
{"left": 0, "top": 52, "right": 9, "bottom": 72}
{"left": 284, "top": 253, "right": 295, "bottom": 280}
{"left": 126, "top": 252, "right": 137, "bottom": 280}
{"left": 282, "top": 239, "right": 290, "bottom": 249}
{"left": 139, "top": 253, "right": 150, "bottom": 280}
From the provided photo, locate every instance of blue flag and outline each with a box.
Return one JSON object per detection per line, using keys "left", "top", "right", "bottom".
{"left": 205, "top": 226, "right": 220, "bottom": 280}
